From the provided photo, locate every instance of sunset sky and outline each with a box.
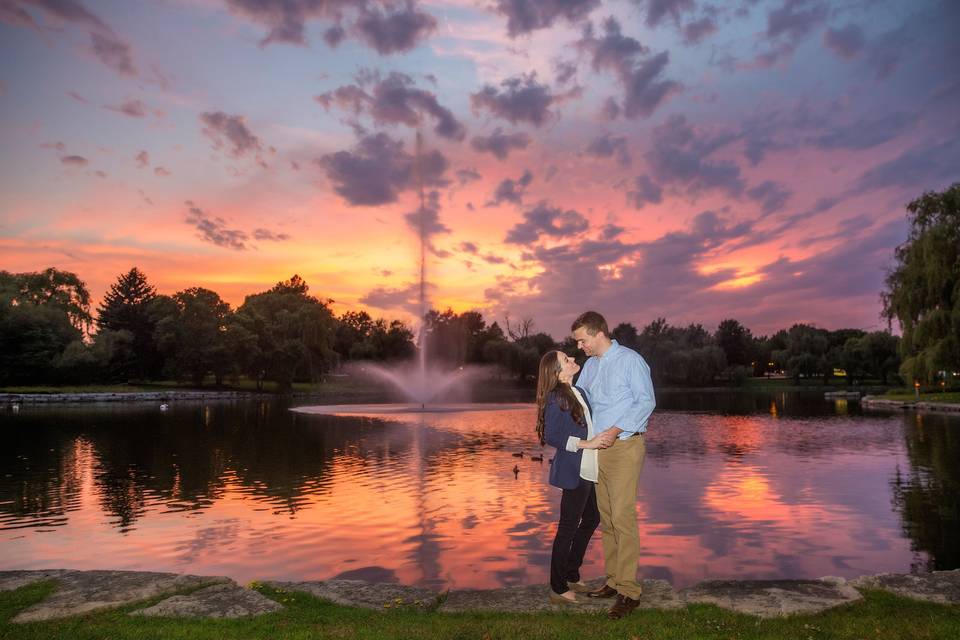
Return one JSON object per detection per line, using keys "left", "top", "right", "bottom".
{"left": 1, "top": 0, "right": 958, "bottom": 338}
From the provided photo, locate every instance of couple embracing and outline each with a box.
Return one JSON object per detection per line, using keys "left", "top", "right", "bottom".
{"left": 536, "top": 311, "right": 656, "bottom": 619}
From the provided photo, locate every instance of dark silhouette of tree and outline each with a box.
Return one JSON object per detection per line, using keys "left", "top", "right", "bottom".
{"left": 0, "top": 268, "right": 90, "bottom": 384}
{"left": 234, "top": 275, "right": 337, "bottom": 391}
{"left": 96, "top": 267, "right": 163, "bottom": 379}
{"left": 882, "top": 183, "right": 960, "bottom": 384}
{"left": 154, "top": 287, "right": 234, "bottom": 385}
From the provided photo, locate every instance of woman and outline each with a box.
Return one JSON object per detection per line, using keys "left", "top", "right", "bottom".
{"left": 536, "top": 349, "right": 608, "bottom": 605}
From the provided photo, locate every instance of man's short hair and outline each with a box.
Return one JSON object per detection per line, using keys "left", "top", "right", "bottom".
{"left": 571, "top": 311, "right": 609, "bottom": 337}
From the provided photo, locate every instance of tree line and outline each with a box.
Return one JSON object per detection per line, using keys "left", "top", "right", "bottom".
{"left": 0, "top": 266, "right": 901, "bottom": 389}
{"left": 2, "top": 183, "right": 956, "bottom": 390}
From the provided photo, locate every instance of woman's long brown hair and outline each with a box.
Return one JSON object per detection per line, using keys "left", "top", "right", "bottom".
{"left": 535, "top": 350, "right": 585, "bottom": 445}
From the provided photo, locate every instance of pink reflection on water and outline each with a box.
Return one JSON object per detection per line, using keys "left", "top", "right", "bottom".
{"left": 0, "top": 407, "right": 927, "bottom": 589}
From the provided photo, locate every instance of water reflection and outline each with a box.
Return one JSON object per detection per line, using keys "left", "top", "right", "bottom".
{"left": 891, "top": 412, "right": 960, "bottom": 571}
{"left": 0, "top": 395, "right": 957, "bottom": 589}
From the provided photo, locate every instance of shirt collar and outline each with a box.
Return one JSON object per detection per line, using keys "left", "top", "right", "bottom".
{"left": 598, "top": 339, "right": 620, "bottom": 359}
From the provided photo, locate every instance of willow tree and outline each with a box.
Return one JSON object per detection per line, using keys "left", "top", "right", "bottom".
{"left": 881, "top": 183, "right": 960, "bottom": 384}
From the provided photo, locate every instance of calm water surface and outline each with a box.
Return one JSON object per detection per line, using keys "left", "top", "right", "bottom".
{"left": 1, "top": 391, "right": 957, "bottom": 589}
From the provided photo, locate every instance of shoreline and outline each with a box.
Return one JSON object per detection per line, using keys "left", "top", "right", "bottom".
{"left": 861, "top": 394, "right": 960, "bottom": 414}
{"left": 1, "top": 383, "right": 894, "bottom": 405}
{"left": 2, "top": 568, "right": 959, "bottom": 622}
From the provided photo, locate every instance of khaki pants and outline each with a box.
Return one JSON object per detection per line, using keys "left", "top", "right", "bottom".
{"left": 596, "top": 434, "right": 646, "bottom": 599}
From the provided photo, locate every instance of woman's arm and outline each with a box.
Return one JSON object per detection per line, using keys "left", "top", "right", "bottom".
{"left": 544, "top": 398, "right": 605, "bottom": 451}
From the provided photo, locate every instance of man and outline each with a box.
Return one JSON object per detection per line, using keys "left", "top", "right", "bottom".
{"left": 571, "top": 311, "right": 655, "bottom": 619}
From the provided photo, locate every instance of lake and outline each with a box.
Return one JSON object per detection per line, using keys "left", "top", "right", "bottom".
{"left": 1, "top": 391, "right": 957, "bottom": 589}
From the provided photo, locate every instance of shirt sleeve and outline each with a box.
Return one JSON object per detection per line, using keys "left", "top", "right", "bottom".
{"left": 565, "top": 436, "right": 581, "bottom": 452}
{"left": 612, "top": 355, "right": 656, "bottom": 435}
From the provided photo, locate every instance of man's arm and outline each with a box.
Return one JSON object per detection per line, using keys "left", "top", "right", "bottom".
{"left": 610, "top": 355, "right": 655, "bottom": 434}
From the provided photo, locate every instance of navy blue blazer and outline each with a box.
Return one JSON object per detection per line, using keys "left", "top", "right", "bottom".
{"left": 543, "top": 388, "right": 590, "bottom": 490}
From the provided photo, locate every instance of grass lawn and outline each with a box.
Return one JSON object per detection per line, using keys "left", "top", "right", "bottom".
{"left": 1, "top": 581, "right": 958, "bottom": 640}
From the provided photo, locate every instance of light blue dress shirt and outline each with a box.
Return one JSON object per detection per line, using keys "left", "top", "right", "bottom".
{"left": 576, "top": 340, "right": 656, "bottom": 439}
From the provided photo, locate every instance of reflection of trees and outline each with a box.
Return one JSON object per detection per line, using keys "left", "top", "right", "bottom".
{"left": 891, "top": 413, "right": 960, "bottom": 571}
{"left": 1, "top": 401, "right": 450, "bottom": 531}
{"left": 0, "top": 415, "right": 86, "bottom": 526}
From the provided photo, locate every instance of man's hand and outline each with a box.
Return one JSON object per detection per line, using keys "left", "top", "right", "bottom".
{"left": 597, "top": 430, "right": 617, "bottom": 448}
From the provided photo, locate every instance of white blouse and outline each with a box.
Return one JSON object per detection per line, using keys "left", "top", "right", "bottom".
{"left": 564, "top": 386, "right": 598, "bottom": 483}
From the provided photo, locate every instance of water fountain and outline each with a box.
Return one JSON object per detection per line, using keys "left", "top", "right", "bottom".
{"left": 292, "top": 133, "right": 526, "bottom": 417}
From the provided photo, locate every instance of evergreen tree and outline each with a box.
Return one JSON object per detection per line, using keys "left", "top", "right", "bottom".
{"left": 96, "top": 267, "right": 162, "bottom": 379}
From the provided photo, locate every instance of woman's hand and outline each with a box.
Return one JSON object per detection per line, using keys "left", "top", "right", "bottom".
{"left": 578, "top": 434, "right": 612, "bottom": 450}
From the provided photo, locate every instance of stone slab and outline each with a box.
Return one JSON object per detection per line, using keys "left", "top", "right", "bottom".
{"left": 131, "top": 582, "right": 283, "bottom": 618}
{"left": 0, "top": 570, "right": 69, "bottom": 592}
{"left": 850, "top": 570, "right": 960, "bottom": 604}
{"left": 11, "top": 569, "right": 230, "bottom": 622}
{"left": 267, "top": 580, "right": 442, "bottom": 611}
{"left": 440, "top": 578, "right": 681, "bottom": 613}
{"left": 680, "top": 577, "right": 862, "bottom": 618}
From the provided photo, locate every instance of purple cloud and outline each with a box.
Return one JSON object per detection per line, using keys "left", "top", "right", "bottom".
{"left": 854, "top": 135, "right": 960, "bottom": 195}
{"left": 638, "top": 0, "right": 696, "bottom": 27}
{"left": 185, "top": 200, "right": 249, "bottom": 251}
{"left": 316, "top": 72, "right": 464, "bottom": 140}
{"left": 90, "top": 30, "right": 137, "bottom": 76}
{"left": 456, "top": 167, "right": 482, "bottom": 185}
{"left": 60, "top": 155, "right": 89, "bottom": 166}
{"left": 354, "top": 2, "right": 436, "bottom": 54}
{"left": 135, "top": 150, "right": 149, "bottom": 168}
{"left": 225, "top": 0, "right": 435, "bottom": 53}
{"left": 505, "top": 201, "right": 589, "bottom": 244}
{"left": 682, "top": 16, "right": 717, "bottom": 44}
{"left": 3, "top": 0, "right": 137, "bottom": 76}
{"left": 318, "top": 131, "right": 448, "bottom": 206}
{"left": 584, "top": 133, "right": 631, "bottom": 166}
{"left": 553, "top": 58, "right": 579, "bottom": 85}
{"left": 104, "top": 99, "right": 148, "bottom": 118}
{"left": 403, "top": 190, "right": 450, "bottom": 243}
{"left": 751, "top": 0, "right": 828, "bottom": 67}
{"left": 471, "top": 128, "right": 531, "bottom": 160}
{"left": 495, "top": 0, "right": 600, "bottom": 37}
{"left": 747, "top": 180, "right": 792, "bottom": 216}
{"left": 644, "top": 115, "right": 744, "bottom": 197}
{"left": 627, "top": 175, "right": 663, "bottom": 208}
{"left": 576, "top": 17, "right": 678, "bottom": 119}
{"left": 488, "top": 169, "right": 533, "bottom": 206}
{"left": 200, "top": 111, "right": 264, "bottom": 159}
{"left": 813, "top": 111, "right": 913, "bottom": 150}
{"left": 253, "top": 228, "right": 291, "bottom": 241}
{"left": 471, "top": 73, "right": 559, "bottom": 128}
{"left": 823, "top": 23, "right": 865, "bottom": 60}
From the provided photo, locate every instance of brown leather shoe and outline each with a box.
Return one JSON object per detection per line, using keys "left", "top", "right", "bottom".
{"left": 586, "top": 584, "right": 618, "bottom": 599}
{"left": 608, "top": 594, "right": 641, "bottom": 619}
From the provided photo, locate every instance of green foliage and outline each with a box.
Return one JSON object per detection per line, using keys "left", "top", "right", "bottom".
{"left": 55, "top": 329, "right": 135, "bottom": 383}
{"left": 153, "top": 287, "right": 236, "bottom": 385}
{"left": 96, "top": 267, "right": 163, "bottom": 379}
{"left": 882, "top": 183, "right": 960, "bottom": 383}
{"left": 0, "top": 268, "right": 90, "bottom": 384}
{"left": 839, "top": 331, "right": 901, "bottom": 384}
{"left": 234, "top": 275, "right": 338, "bottom": 391}
{"left": 773, "top": 324, "right": 829, "bottom": 381}
{"left": 336, "top": 311, "right": 416, "bottom": 362}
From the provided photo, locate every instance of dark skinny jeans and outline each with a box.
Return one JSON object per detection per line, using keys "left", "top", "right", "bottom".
{"left": 550, "top": 477, "right": 600, "bottom": 594}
